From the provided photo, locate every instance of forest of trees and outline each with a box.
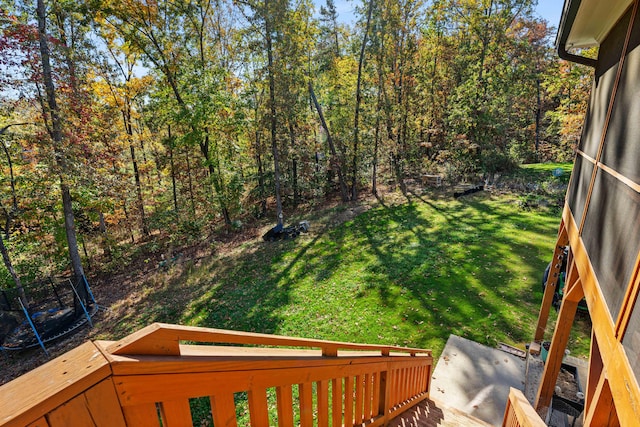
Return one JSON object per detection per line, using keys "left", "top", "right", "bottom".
{"left": 0, "top": 0, "right": 592, "bottom": 290}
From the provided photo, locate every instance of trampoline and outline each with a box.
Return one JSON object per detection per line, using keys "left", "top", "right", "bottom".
{"left": 0, "top": 275, "right": 98, "bottom": 355}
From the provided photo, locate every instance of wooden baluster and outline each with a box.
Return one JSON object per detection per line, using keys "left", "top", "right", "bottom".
{"left": 363, "top": 373, "right": 372, "bottom": 420}
{"left": 501, "top": 399, "right": 512, "bottom": 427}
{"left": 211, "top": 394, "right": 238, "bottom": 427}
{"left": 317, "top": 380, "right": 329, "bottom": 427}
{"left": 379, "top": 370, "right": 391, "bottom": 424}
{"left": 412, "top": 366, "right": 419, "bottom": 396}
{"left": 410, "top": 366, "right": 417, "bottom": 397}
{"left": 160, "top": 399, "right": 192, "bottom": 426}
{"left": 402, "top": 366, "right": 408, "bottom": 400}
{"left": 390, "top": 369, "right": 398, "bottom": 408}
{"left": 354, "top": 374, "right": 364, "bottom": 424}
{"left": 299, "top": 383, "right": 313, "bottom": 426}
{"left": 344, "top": 376, "right": 354, "bottom": 427}
{"left": 249, "top": 388, "right": 269, "bottom": 426}
{"left": 402, "top": 367, "right": 409, "bottom": 402}
{"left": 332, "top": 377, "right": 343, "bottom": 426}
{"left": 276, "top": 385, "right": 294, "bottom": 427}
{"left": 372, "top": 372, "right": 380, "bottom": 417}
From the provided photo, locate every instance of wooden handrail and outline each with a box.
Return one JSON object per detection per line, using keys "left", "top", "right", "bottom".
{"left": 0, "top": 323, "right": 433, "bottom": 427}
{"left": 502, "top": 388, "right": 546, "bottom": 427}
{"left": 106, "top": 322, "right": 432, "bottom": 357}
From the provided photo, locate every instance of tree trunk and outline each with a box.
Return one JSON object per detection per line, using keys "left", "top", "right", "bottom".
{"left": 372, "top": 118, "right": 380, "bottom": 196}
{"left": 185, "top": 146, "right": 196, "bottom": 216}
{"left": 120, "top": 98, "right": 149, "bottom": 236}
{"left": 0, "top": 124, "right": 26, "bottom": 217}
{"left": 265, "top": 5, "right": 284, "bottom": 226}
{"left": 0, "top": 125, "right": 22, "bottom": 238}
{"left": 168, "top": 126, "right": 179, "bottom": 213}
{"left": 309, "top": 82, "right": 349, "bottom": 202}
{"left": 535, "top": 77, "right": 541, "bottom": 156}
{"left": 122, "top": 202, "right": 135, "bottom": 243}
{"left": 352, "top": 0, "right": 374, "bottom": 201}
{"left": 37, "top": 0, "right": 86, "bottom": 287}
{"left": 380, "top": 65, "right": 407, "bottom": 195}
{"left": 372, "top": 66, "right": 383, "bottom": 196}
{"left": 255, "top": 121, "right": 267, "bottom": 217}
{"left": 0, "top": 233, "right": 26, "bottom": 304}
{"left": 81, "top": 235, "right": 91, "bottom": 271}
{"left": 61, "top": 182, "right": 86, "bottom": 277}
{"left": 200, "top": 133, "right": 231, "bottom": 225}
{"left": 98, "top": 211, "right": 111, "bottom": 260}
{"left": 289, "top": 123, "right": 299, "bottom": 206}
{"left": 127, "top": 125, "right": 149, "bottom": 236}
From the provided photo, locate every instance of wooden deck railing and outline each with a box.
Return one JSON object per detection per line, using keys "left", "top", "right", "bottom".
{"left": 0, "top": 323, "right": 433, "bottom": 427}
{"left": 502, "top": 388, "right": 546, "bottom": 427}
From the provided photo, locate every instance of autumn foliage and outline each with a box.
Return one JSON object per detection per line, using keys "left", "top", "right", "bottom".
{"left": 0, "top": 0, "right": 591, "bottom": 286}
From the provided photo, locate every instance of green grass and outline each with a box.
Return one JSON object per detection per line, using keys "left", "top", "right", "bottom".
{"left": 516, "top": 162, "right": 573, "bottom": 184}
{"left": 93, "top": 162, "right": 591, "bottom": 426}
{"left": 103, "top": 178, "right": 590, "bottom": 361}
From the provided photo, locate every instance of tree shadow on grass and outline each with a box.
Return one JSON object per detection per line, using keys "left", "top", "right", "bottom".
{"left": 103, "top": 192, "right": 561, "bottom": 357}
{"left": 346, "top": 194, "right": 558, "bottom": 350}
{"left": 106, "top": 211, "right": 349, "bottom": 339}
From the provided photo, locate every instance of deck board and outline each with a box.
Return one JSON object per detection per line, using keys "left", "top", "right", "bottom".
{"left": 388, "top": 398, "right": 492, "bottom": 427}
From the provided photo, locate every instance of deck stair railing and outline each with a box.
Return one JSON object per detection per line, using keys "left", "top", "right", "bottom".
{"left": 0, "top": 323, "right": 433, "bottom": 427}
{"left": 502, "top": 388, "right": 547, "bottom": 427}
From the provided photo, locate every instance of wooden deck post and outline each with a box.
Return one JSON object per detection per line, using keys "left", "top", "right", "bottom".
{"left": 534, "top": 222, "right": 569, "bottom": 343}
{"left": 535, "top": 264, "right": 584, "bottom": 413}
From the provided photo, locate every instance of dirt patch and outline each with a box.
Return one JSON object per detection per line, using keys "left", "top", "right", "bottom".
{"left": 556, "top": 367, "right": 581, "bottom": 402}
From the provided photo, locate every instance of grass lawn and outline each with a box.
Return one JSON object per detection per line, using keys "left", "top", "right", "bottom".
{"left": 103, "top": 162, "right": 590, "bottom": 360}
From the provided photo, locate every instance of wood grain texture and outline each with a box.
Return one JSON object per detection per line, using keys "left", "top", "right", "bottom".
{"left": 211, "top": 393, "right": 237, "bottom": 427}
{"left": 298, "top": 383, "right": 313, "bottom": 427}
{"left": 122, "top": 403, "right": 160, "bottom": 427}
{"left": 45, "top": 396, "right": 95, "bottom": 427}
{"left": 354, "top": 374, "right": 364, "bottom": 424}
{"left": 0, "top": 342, "right": 111, "bottom": 427}
{"left": 97, "top": 342, "right": 431, "bottom": 377}
{"left": 112, "top": 360, "right": 431, "bottom": 407}
{"left": 83, "top": 379, "right": 127, "bottom": 427}
{"left": 106, "top": 323, "right": 430, "bottom": 357}
{"left": 372, "top": 372, "right": 380, "bottom": 418}
{"left": 25, "top": 418, "right": 49, "bottom": 427}
{"left": 317, "top": 380, "right": 329, "bottom": 427}
{"left": 503, "top": 388, "right": 546, "bottom": 427}
{"left": 248, "top": 388, "right": 270, "bottom": 427}
{"left": 160, "top": 399, "right": 192, "bottom": 427}
{"left": 534, "top": 224, "right": 569, "bottom": 342}
{"left": 1, "top": 326, "right": 433, "bottom": 427}
{"left": 332, "top": 377, "right": 343, "bottom": 427}
{"left": 563, "top": 204, "right": 640, "bottom": 426}
{"left": 344, "top": 376, "right": 354, "bottom": 427}
{"left": 363, "top": 373, "right": 372, "bottom": 420}
{"left": 275, "top": 385, "right": 293, "bottom": 427}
